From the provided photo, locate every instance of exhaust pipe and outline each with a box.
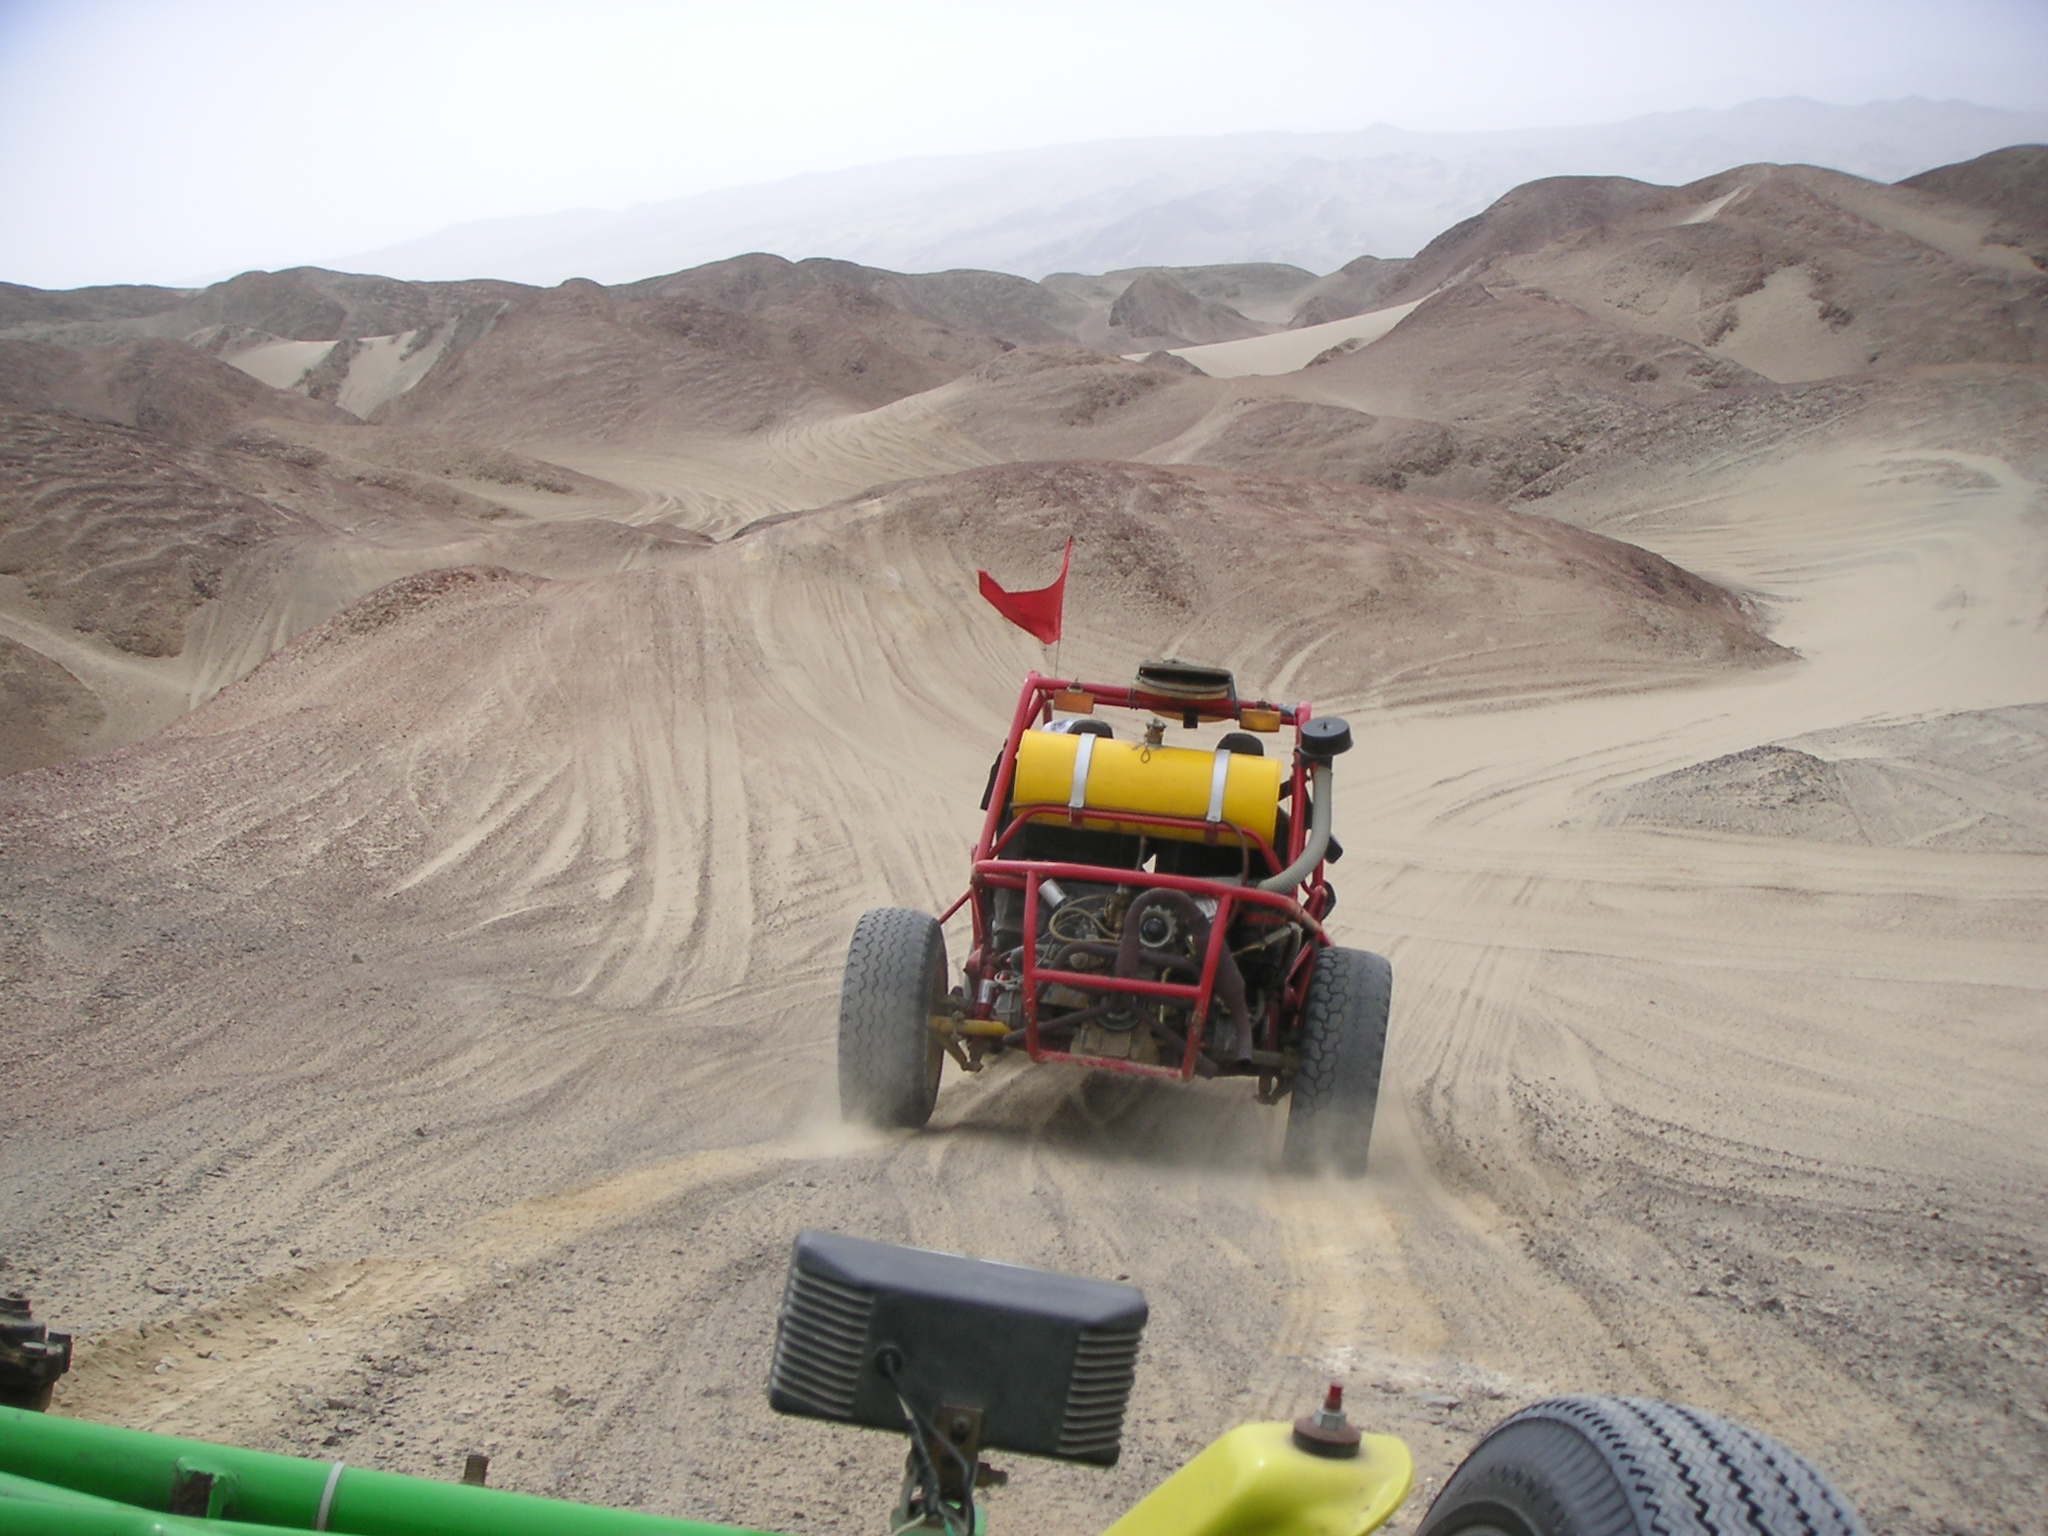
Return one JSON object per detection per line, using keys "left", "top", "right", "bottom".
{"left": 1258, "top": 717, "right": 1351, "bottom": 895}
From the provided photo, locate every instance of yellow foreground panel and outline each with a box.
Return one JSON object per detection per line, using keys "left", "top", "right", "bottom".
{"left": 1101, "top": 1423, "right": 1413, "bottom": 1536}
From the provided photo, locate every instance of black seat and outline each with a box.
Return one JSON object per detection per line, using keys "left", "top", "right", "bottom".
{"left": 1011, "top": 818, "right": 1141, "bottom": 870}
{"left": 1151, "top": 732, "right": 1271, "bottom": 880}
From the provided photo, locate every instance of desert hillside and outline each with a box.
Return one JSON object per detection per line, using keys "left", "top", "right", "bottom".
{"left": 2, "top": 145, "right": 2045, "bottom": 1535}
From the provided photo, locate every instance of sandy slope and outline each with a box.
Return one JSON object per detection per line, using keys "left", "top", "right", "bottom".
{"left": 2, "top": 414, "right": 2043, "bottom": 1536}
{"left": 1148, "top": 299, "right": 1427, "bottom": 378}
{"left": 4, "top": 149, "right": 2047, "bottom": 1536}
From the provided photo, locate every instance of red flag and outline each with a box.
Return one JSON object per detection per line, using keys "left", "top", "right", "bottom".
{"left": 977, "top": 537, "right": 1072, "bottom": 645}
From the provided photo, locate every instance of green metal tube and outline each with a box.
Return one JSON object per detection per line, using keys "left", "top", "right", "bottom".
{"left": 0, "top": 1408, "right": 776, "bottom": 1536}
{"left": 0, "top": 1497, "right": 232, "bottom": 1536}
{"left": 1, "top": 1467, "right": 122, "bottom": 1507}
{"left": 1, "top": 1469, "right": 311, "bottom": 1535}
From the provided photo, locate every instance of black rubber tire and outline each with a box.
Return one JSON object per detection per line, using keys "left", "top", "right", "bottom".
{"left": 838, "top": 907, "right": 948, "bottom": 1129}
{"left": 1415, "top": 1395, "right": 1868, "bottom": 1536}
{"left": 1282, "top": 945, "right": 1390, "bottom": 1174}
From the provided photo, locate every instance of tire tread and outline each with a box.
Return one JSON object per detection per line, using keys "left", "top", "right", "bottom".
{"left": 1282, "top": 945, "right": 1390, "bottom": 1173}
{"left": 1417, "top": 1393, "right": 1867, "bottom": 1536}
{"left": 838, "top": 907, "right": 945, "bottom": 1129}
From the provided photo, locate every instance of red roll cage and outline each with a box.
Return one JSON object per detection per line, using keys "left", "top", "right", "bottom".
{"left": 939, "top": 672, "right": 1335, "bottom": 1083}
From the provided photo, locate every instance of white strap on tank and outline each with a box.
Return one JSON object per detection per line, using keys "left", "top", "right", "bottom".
{"left": 315, "top": 1461, "right": 346, "bottom": 1531}
{"left": 1206, "top": 749, "right": 1231, "bottom": 823}
{"left": 1069, "top": 732, "right": 1096, "bottom": 812}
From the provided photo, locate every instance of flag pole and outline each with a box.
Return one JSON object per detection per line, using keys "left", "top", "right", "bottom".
{"left": 1053, "top": 535, "right": 1068, "bottom": 680}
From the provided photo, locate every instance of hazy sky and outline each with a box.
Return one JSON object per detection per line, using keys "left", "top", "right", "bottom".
{"left": 2, "top": 0, "right": 2045, "bottom": 288}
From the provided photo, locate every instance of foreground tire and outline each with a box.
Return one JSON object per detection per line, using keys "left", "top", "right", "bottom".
{"left": 838, "top": 907, "right": 947, "bottom": 1129}
{"left": 1416, "top": 1395, "right": 1868, "bottom": 1536}
{"left": 1282, "top": 945, "right": 1390, "bottom": 1174}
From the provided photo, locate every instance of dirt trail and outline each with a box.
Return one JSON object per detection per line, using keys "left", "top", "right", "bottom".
{"left": 2, "top": 423, "right": 2044, "bottom": 1536}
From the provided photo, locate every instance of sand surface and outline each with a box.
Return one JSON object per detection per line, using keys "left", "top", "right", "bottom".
{"left": 3, "top": 152, "right": 2046, "bottom": 1536}
{"left": 1148, "top": 299, "right": 1427, "bottom": 378}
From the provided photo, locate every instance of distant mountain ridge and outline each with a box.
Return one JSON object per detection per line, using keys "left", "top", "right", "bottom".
{"left": 334, "top": 98, "right": 2048, "bottom": 284}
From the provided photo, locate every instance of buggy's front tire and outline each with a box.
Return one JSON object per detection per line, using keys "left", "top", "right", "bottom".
{"left": 1282, "top": 945, "right": 1390, "bottom": 1174}
{"left": 1415, "top": 1394, "right": 1867, "bottom": 1535}
{"left": 838, "top": 907, "right": 948, "bottom": 1129}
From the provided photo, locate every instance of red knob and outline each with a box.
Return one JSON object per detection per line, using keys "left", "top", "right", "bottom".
{"left": 1293, "top": 1379, "right": 1361, "bottom": 1458}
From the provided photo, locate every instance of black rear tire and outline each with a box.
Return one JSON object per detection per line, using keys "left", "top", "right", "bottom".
{"left": 1282, "top": 945, "right": 1390, "bottom": 1174}
{"left": 838, "top": 907, "right": 947, "bottom": 1129}
{"left": 1416, "top": 1395, "right": 1868, "bottom": 1536}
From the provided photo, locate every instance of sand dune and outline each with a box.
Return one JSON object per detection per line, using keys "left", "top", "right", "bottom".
{"left": 3, "top": 144, "right": 2046, "bottom": 1536}
{"left": 1289, "top": 255, "right": 1413, "bottom": 327}
{"left": 0, "top": 634, "right": 104, "bottom": 774}
{"left": 616, "top": 254, "right": 1091, "bottom": 347}
{"left": 0, "top": 337, "right": 707, "bottom": 754}
{"left": 1486, "top": 163, "right": 2047, "bottom": 383}
{"left": 0, "top": 268, "right": 534, "bottom": 349}
{"left": 1113, "top": 263, "right": 1322, "bottom": 326}
{"left": 1099, "top": 272, "right": 1272, "bottom": 350}
{"left": 1901, "top": 143, "right": 2048, "bottom": 269}
{"left": 1143, "top": 397, "right": 1558, "bottom": 503}
{"left": 1373, "top": 176, "right": 1672, "bottom": 305}
{"left": 1607, "top": 703, "right": 2048, "bottom": 850}
{"left": 1155, "top": 297, "right": 1427, "bottom": 378}
{"left": 1274, "top": 283, "right": 1765, "bottom": 444}
{"left": 378, "top": 278, "right": 1011, "bottom": 446}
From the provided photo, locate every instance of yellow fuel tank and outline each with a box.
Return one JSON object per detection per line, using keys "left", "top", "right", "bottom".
{"left": 1011, "top": 730, "right": 1281, "bottom": 846}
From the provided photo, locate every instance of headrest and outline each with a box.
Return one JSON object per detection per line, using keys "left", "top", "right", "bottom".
{"left": 1044, "top": 717, "right": 1114, "bottom": 739}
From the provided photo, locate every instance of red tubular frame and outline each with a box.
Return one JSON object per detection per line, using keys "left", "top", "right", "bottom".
{"left": 956, "top": 672, "right": 1330, "bottom": 1081}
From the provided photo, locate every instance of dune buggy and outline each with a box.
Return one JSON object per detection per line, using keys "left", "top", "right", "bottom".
{"left": 838, "top": 660, "right": 1390, "bottom": 1171}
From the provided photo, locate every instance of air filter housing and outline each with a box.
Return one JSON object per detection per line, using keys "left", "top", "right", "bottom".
{"left": 767, "top": 1231, "right": 1147, "bottom": 1465}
